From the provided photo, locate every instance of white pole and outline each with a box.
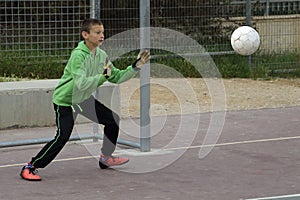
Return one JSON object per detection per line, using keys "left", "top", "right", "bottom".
{"left": 139, "top": 0, "right": 151, "bottom": 152}
{"left": 91, "top": 0, "right": 101, "bottom": 142}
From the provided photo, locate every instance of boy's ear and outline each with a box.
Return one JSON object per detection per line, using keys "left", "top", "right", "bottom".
{"left": 81, "top": 31, "right": 88, "bottom": 39}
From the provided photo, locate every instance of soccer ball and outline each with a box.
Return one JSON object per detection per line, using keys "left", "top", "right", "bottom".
{"left": 230, "top": 26, "right": 260, "bottom": 56}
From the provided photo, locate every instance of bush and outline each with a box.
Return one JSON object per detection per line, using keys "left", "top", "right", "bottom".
{"left": 0, "top": 51, "right": 65, "bottom": 79}
{"left": 1, "top": 49, "right": 300, "bottom": 81}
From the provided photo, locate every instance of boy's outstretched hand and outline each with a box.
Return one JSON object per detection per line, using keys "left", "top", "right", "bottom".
{"left": 133, "top": 50, "right": 151, "bottom": 70}
{"left": 103, "top": 57, "right": 112, "bottom": 78}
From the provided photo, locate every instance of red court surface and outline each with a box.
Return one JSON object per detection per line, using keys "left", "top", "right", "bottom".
{"left": 1, "top": 107, "right": 300, "bottom": 200}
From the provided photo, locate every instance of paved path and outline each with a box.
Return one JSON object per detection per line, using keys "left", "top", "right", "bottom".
{"left": 1, "top": 107, "right": 300, "bottom": 200}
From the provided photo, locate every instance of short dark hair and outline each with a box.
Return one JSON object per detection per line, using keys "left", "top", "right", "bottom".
{"left": 81, "top": 18, "right": 103, "bottom": 33}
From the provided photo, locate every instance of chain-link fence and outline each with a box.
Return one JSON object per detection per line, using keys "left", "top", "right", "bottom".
{"left": 0, "top": 0, "right": 90, "bottom": 59}
{"left": 0, "top": 0, "right": 90, "bottom": 78}
{"left": 1, "top": 0, "right": 300, "bottom": 77}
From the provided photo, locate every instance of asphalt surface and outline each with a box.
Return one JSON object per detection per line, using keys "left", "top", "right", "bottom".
{"left": 1, "top": 107, "right": 300, "bottom": 200}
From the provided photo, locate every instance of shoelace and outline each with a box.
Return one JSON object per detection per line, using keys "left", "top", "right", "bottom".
{"left": 111, "top": 156, "right": 116, "bottom": 161}
{"left": 28, "top": 168, "right": 39, "bottom": 175}
{"left": 102, "top": 156, "right": 118, "bottom": 162}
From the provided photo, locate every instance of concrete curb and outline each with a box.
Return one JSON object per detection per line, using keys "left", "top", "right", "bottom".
{"left": 0, "top": 80, "right": 120, "bottom": 129}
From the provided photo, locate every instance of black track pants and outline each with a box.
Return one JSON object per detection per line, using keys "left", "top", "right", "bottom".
{"left": 30, "top": 96, "right": 120, "bottom": 168}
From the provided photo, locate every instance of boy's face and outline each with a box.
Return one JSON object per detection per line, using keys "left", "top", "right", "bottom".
{"left": 82, "top": 24, "right": 105, "bottom": 50}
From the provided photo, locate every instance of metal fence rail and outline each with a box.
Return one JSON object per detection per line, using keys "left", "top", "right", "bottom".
{"left": 231, "top": 0, "right": 300, "bottom": 15}
{"left": 0, "top": 133, "right": 140, "bottom": 149}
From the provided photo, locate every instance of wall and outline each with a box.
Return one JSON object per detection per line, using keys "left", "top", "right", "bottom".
{"left": 0, "top": 80, "right": 120, "bottom": 129}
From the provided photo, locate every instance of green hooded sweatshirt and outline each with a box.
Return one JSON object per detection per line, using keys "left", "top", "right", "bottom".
{"left": 53, "top": 41, "right": 137, "bottom": 106}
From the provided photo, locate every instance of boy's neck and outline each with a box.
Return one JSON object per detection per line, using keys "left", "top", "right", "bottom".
{"left": 84, "top": 41, "right": 97, "bottom": 55}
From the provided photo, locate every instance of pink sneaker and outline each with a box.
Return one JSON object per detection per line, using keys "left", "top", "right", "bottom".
{"left": 20, "top": 163, "right": 42, "bottom": 181}
{"left": 99, "top": 155, "right": 129, "bottom": 169}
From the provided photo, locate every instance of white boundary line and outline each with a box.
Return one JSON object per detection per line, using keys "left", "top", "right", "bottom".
{"left": 1, "top": 135, "right": 300, "bottom": 169}
{"left": 166, "top": 135, "right": 300, "bottom": 151}
{"left": 246, "top": 193, "right": 300, "bottom": 199}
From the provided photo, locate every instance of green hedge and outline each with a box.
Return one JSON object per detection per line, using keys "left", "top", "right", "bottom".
{"left": 0, "top": 52, "right": 65, "bottom": 79}
{"left": 1, "top": 50, "right": 300, "bottom": 81}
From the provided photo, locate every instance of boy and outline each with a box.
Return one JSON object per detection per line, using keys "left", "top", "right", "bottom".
{"left": 20, "top": 18, "right": 150, "bottom": 181}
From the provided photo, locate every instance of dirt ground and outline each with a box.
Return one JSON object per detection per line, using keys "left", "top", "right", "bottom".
{"left": 119, "top": 78, "right": 300, "bottom": 118}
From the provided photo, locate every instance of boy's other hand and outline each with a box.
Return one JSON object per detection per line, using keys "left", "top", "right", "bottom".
{"left": 103, "top": 57, "right": 112, "bottom": 78}
{"left": 133, "top": 50, "right": 150, "bottom": 69}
